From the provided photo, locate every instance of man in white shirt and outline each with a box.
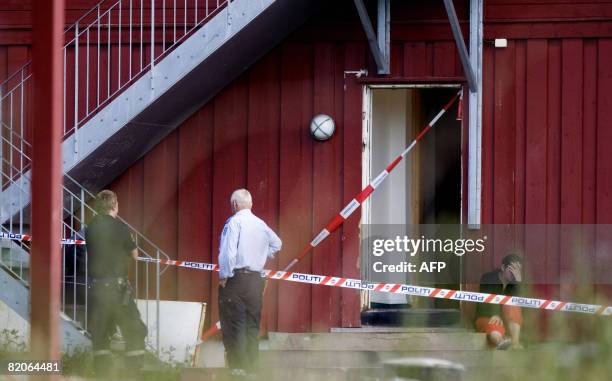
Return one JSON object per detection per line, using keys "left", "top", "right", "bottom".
{"left": 218, "top": 188, "right": 282, "bottom": 374}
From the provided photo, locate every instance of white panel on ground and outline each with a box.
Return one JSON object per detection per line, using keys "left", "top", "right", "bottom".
{"left": 369, "top": 89, "right": 414, "bottom": 305}
{"left": 136, "top": 300, "right": 204, "bottom": 364}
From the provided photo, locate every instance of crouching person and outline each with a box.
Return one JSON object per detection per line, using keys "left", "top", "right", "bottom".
{"left": 475, "top": 254, "right": 524, "bottom": 350}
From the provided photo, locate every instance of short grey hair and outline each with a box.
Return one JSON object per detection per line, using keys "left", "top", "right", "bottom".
{"left": 231, "top": 188, "right": 252, "bottom": 208}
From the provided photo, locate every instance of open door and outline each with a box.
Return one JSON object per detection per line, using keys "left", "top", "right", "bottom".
{"left": 361, "top": 85, "right": 462, "bottom": 326}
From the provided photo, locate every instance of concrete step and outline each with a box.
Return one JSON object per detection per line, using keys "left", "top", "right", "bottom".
{"left": 193, "top": 339, "right": 558, "bottom": 381}
{"left": 257, "top": 348, "right": 557, "bottom": 369}
{"left": 181, "top": 367, "right": 383, "bottom": 381}
{"left": 330, "top": 327, "right": 469, "bottom": 333}
{"left": 266, "top": 331, "right": 487, "bottom": 351}
{"left": 361, "top": 308, "right": 461, "bottom": 327}
{"left": 182, "top": 364, "right": 530, "bottom": 381}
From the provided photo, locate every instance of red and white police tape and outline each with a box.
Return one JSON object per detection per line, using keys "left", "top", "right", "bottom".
{"left": 137, "top": 256, "right": 612, "bottom": 318}
{"left": 281, "top": 90, "right": 463, "bottom": 272}
{"left": 0, "top": 232, "right": 86, "bottom": 245}
{"left": 196, "top": 90, "right": 463, "bottom": 339}
{"left": 0, "top": 93, "right": 459, "bottom": 255}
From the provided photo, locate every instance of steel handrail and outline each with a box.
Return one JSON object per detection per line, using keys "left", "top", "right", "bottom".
{"left": 0, "top": 0, "right": 235, "bottom": 356}
{"left": 0, "top": 0, "right": 231, "bottom": 139}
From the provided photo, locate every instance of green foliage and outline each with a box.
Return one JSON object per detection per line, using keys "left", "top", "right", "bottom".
{"left": 0, "top": 329, "right": 27, "bottom": 357}
{"left": 0, "top": 329, "right": 181, "bottom": 380}
{"left": 61, "top": 346, "right": 95, "bottom": 377}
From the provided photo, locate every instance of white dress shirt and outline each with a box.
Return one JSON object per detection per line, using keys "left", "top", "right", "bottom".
{"left": 218, "top": 209, "right": 282, "bottom": 279}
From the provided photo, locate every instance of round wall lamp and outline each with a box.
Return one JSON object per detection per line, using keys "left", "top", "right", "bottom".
{"left": 310, "top": 114, "right": 335, "bottom": 141}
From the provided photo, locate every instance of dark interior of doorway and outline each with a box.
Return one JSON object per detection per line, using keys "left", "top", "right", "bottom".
{"left": 417, "top": 88, "right": 462, "bottom": 312}
{"left": 418, "top": 88, "right": 462, "bottom": 225}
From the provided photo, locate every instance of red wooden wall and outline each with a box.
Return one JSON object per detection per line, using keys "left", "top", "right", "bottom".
{"left": 2, "top": 0, "right": 611, "bottom": 332}
{"left": 105, "top": 1, "right": 475, "bottom": 333}
{"left": 0, "top": 1, "right": 97, "bottom": 80}
{"left": 86, "top": 2, "right": 612, "bottom": 331}
{"left": 477, "top": 39, "right": 612, "bottom": 319}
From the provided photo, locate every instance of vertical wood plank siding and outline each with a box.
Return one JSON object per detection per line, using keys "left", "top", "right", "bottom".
{"left": 1, "top": 0, "right": 611, "bottom": 331}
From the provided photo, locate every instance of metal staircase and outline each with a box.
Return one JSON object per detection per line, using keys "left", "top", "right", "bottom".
{"left": 1, "top": 0, "right": 316, "bottom": 355}
{"left": 1, "top": 0, "right": 315, "bottom": 221}
{"left": 0, "top": 130, "right": 172, "bottom": 353}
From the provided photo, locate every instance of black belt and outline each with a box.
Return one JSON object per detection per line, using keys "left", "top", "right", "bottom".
{"left": 234, "top": 268, "right": 261, "bottom": 275}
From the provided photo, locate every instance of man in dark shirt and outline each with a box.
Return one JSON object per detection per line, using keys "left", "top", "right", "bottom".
{"left": 475, "top": 254, "right": 524, "bottom": 350}
{"left": 86, "top": 190, "right": 147, "bottom": 376}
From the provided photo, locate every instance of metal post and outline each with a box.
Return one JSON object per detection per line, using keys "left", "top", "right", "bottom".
{"left": 9, "top": 92, "right": 13, "bottom": 198}
{"left": 145, "top": 256, "right": 149, "bottom": 343}
{"left": 107, "top": 12, "right": 111, "bottom": 98}
{"left": 135, "top": 244, "right": 139, "bottom": 299}
{"left": 71, "top": 197, "right": 77, "bottom": 321}
{"left": 119, "top": 1, "right": 122, "bottom": 89}
{"left": 129, "top": 0, "right": 133, "bottom": 79}
{"left": 151, "top": 0, "right": 155, "bottom": 69}
{"left": 97, "top": 5, "right": 101, "bottom": 107}
{"left": 31, "top": 0, "right": 64, "bottom": 373}
{"left": 80, "top": 188, "right": 85, "bottom": 232}
{"left": 443, "top": 0, "right": 477, "bottom": 91}
{"left": 62, "top": 246, "right": 66, "bottom": 313}
{"left": 63, "top": 49, "right": 67, "bottom": 134}
{"left": 19, "top": 70, "right": 24, "bottom": 237}
{"left": 467, "top": 0, "right": 483, "bottom": 227}
{"left": 156, "top": 249, "right": 160, "bottom": 358}
{"left": 0, "top": 85, "right": 3, "bottom": 192}
{"left": 140, "top": 0, "right": 144, "bottom": 70}
{"left": 86, "top": 28, "right": 90, "bottom": 116}
{"left": 174, "top": 0, "right": 177, "bottom": 43}
{"left": 80, "top": 188, "right": 86, "bottom": 329}
{"left": 74, "top": 22, "right": 79, "bottom": 153}
{"left": 84, "top": 232, "right": 88, "bottom": 330}
{"left": 376, "top": 0, "right": 390, "bottom": 74}
{"left": 353, "top": 0, "right": 387, "bottom": 75}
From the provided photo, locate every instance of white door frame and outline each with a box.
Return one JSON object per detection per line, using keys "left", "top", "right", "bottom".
{"left": 361, "top": 83, "right": 462, "bottom": 227}
{"left": 360, "top": 83, "right": 463, "bottom": 309}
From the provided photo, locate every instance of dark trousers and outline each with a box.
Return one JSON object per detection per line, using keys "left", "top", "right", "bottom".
{"left": 219, "top": 271, "right": 265, "bottom": 370}
{"left": 89, "top": 279, "right": 148, "bottom": 375}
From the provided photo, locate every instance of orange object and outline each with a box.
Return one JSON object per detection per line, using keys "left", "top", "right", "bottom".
{"left": 476, "top": 305, "right": 523, "bottom": 345}
{"left": 475, "top": 316, "right": 506, "bottom": 337}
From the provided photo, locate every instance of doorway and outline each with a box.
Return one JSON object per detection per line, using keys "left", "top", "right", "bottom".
{"left": 361, "top": 85, "right": 462, "bottom": 318}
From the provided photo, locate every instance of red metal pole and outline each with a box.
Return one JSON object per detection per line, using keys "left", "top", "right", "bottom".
{"left": 30, "top": 0, "right": 64, "bottom": 376}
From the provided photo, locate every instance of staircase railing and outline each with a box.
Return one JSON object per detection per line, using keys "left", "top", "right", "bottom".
{"left": 1, "top": 127, "right": 172, "bottom": 356}
{"left": 0, "top": 0, "right": 233, "bottom": 356}
{"left": 0, "top": 0, "right": 231, "bottom": 175}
